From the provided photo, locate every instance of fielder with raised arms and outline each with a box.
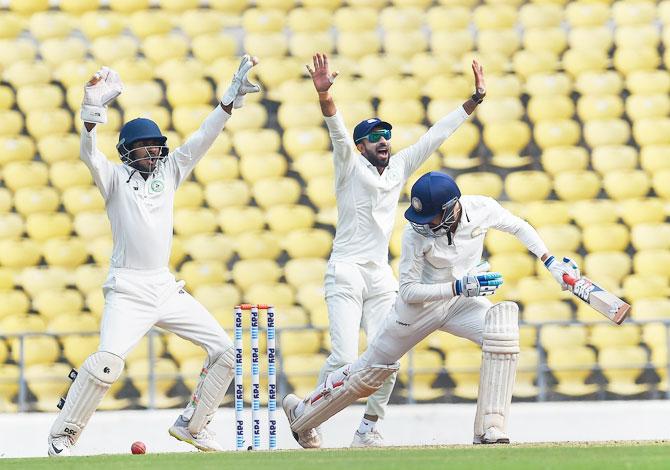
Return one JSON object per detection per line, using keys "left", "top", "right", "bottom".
{"left": 300, "top": 53, "right": 486, "bottom": 448}
{"left": 47, "top": 56, "right": 260, "bottom": 456}
{"left": 284, "top": 171, "right": 580, "bottom": 445}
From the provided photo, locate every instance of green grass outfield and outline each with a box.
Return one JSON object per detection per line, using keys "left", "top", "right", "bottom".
{"left": 4, "top": 441, "right": 669, "bottom": 470}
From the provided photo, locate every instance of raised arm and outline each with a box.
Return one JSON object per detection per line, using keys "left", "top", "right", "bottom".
{"left": 80, "top": 67, "right": 123, "bottom": 199}
{"left": 398, "top": 60, "right": 487, "bottom": 179}
{"left": 306, "top": 53, "right": 356, "bottom": 181}
{"left": 171, "top": 55, "right": 260, "bottom": 185}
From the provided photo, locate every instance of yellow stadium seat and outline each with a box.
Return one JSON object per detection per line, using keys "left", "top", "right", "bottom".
{"left": 398, "top": 349, "right": 444, "bottom": 402}
{"left": 583, "top": 252, "right": 631, "bottom": 284}
{"left": 565, "top": 1, "right": 610, "bottom": 27}
{"left": 192, "top": 283, "right": 241, "bottom": 313}
{"left": 537, "top": 224, "right": 581, "bottom": 252}
{"left": 478, "top": 98, "right": 524, "bottom": 125}
{"left": 527, "top": 95, "right": 574, "bottom": 122}
{"left": 641, "top": 145, "right": 670, "bottom": 173}
{"left": 632, "top": 223, "right": 670, "bottom": 250}
{"left": 541, "top": 146, "right": 587, "bottom": 175}
{"left": 634, "top": 118, "right": 670, "bottom": 146}
{"left": 0, "top": 109, "right": 24, "bottom": 136}
{"left": 634, "top": 249, "right": 670, "bottom": 277}
{"left": 218, "top": 206, "right": 265, "bottom": 235}
{"left": 477, "top": 28, "right": 520, "bottom": 58}
{"left": 16, "top": 84, "right": 64, "bottom": 113}
{"left": 582, "top": 223, "right": 629, "bottom": 252}
{"left": 553, "top": 171, "right": 601, "bottom": 201}
{"left": 623, "top": 274, "right": 669, "bottom": 303}
{"left": 600, "top": 346, "right": 649, "bottom": 396}
{"left": 174, "top": 182, "right": 204, "bottom": 210}
{"left": 47, "top": 312, "right": 97, "bottom": 335}
{"left": 591, "top": 145, "right": 637, "bottom": 175}
{"left": 37, "top": 134, "right": 78, "bottom": 164}
{"left": 282, "top": 229, "right": 332, "bottom": 259}
{"left": 284, "top": 258, "right": 327, "bottom": 289}
{"left": 62, "top": 186, "right": 105, "bottom": 214}
{"left": 117, "top": 81, "right": 163, "bottom": 109}
{"left": 512, "top": 50, "right": 558, "bottom": 79}
{"left": 616, "top": 24, "right": 660, "bottom": 50}
{"left": 25, "top": 363, "right": 72, "bottom": 411}
{"left": 283, "top": 353, "right": 328, "bottom": 397}
{"left": 426, "top": 5, "right": 470, "bottom": 30}
{"left": 173, "top": 208, "right": 218, "bottom": 237}
{"left": 289, "top": 31, "right": 335, "bottom": 60}
{"left": 193, "top": 156, "right": 238, "bottom": 185}
{"left": 244, "top": 282, "right": 295, "bottom": 307}
{"left": 524, "top": 73, "right": 570, "bottom": 98}
{"left": 627, "top": 70, "right": 670, "bottom": 96}
{"left": 482, "top": 120, "right": 530, "bottom": 154}
{"left": 253, "top": 57, "right": 305, "bottom": 91}
{"left": 575, "top": 71, "right": 623, "bottom": 97}
{"left": 127, "top": 10, "right": 172, "bottom": 38}
{"left": 282, "top": 126, "right": 331, "bottom": 160}
{"left": 547, "top": 346, "right": 598, "bottom": 396}
{"left": 489, "top": 253, "right": 534, "bottom": 283}
{"left": 43, "top": 238, "right": 88, "bottom": 268}
{"left": 253, "top": 177, "right": 301, "bottom": 209}
{"left": 74, "top": 264, "right": 107, "bottom": 294}
{"left": 445, "top": 348, "right": 480, "bottom": 400}
{"left": 287, "top": 7, "right": 331, "bottom": 31}
{"left": 337, "top": 31, "right": 381, "bottom": 59}
{"left": 0, "top": 189, "right": 11, "bottom": 213}
{"left": 0, "top": 12, "right": 24, "bottom": 39}
{"left": 602, "top": 169, "right": 651, "bottom": 200}
{"left": 568, "top": 26, "right": 612, "bottom": 53}
{"left": 653, "top": 170, "right": 670, "bottom": 199}
{"left": 436, "top": 120, "right": 480, "bottom": 157}
{"left": 128, "top": 357, "right": 181, "bottom": 409}
{"left": 517, "top": 277, "right": 563, "bottom": 304}
{"left": 0, "top": 363, "right": 19, "bottom": 411}
{"left": 292, "top": 152, "right": 333, "bottom": 180}
{"left": 40, "top": 37, "right": 88, "bottom": 67}
{"left": 0, "top": 40, "right": 37, "bottom": 71}
{"left": 614, "top": 47, "right": 660, "bottom": 76}
{"left": 306, "top": 176, "right": 336, "bottom": 209}
{"left": 577, "top": 95, "right": 624, "bottom": 122}
{"left": 0, "top": 136, "right": 34, "bottom": 165}
{"left": 0, "top": 84, "right": 15, "bottom": 110}
{"left": 591, "top": 323, "right": 641, "bottom": 350}
{"left": 14, "top": 187, "right": 59, "bottom": 216}
{"left": 295, "top": 282, "right": 326, "bottom": 317}
{"left": 26, "top": 109, "right": 72, "bottom": 139}
{"left": 633, "top": 298, "right": 670, "bottom": 321}
{"left": 165, "top": 80, "right": 213, "bottom": 108}
{"left": 165, "top": 335, "right": 205, "bottom": 366}
{"left": 0, "top": 213, "right": 24, "bottom": 240}
{"left": 225, "top": 104, "right": 268, "bottom": 133}
{"left": 540, "top": 324, "right": 588, "bottom": 350}
{"left": 278, "top": 329, "right": 322, "bottom": 356}
{"left": 504, "top": 171, "right": 551, "bottom": 202}
{"left": 232, "top": 259, "right": 282, "bottom": 290}
{"left": 0, "top": 290, "right": 30, "bottom": 320}
{"left": 10, "top": 333, "right": 60, "bottom": 367}
{"left": 178, "top": 260, "right": 227, "bottom": 289}
{"left": 0, "top": 239, "right": 41, "bottom": 268}
{"left": 456, "top": 172, "right": 503, "bottom": 199}
{"left": 233, "top": 129, "right": 281, "bottom": 158}
{"left": 534, "top": 119, "right": 580, "bottom": 149}
{"left": 564, "top": 48, "right": 610, "bottom": 77}
{"left": 243, "top": 32, "right": 288, "bottom": 58}
{"left": 522, "top": 301, "right": 572, "bottom": 323}
{"left": 191, "top": 33, "right": 236, "bottom": 64}
{"left": 473, "top": 3, "right": 516, "bottom": 29}
{"left": 234, "top": 232, "right": 281, "bottom": 260}
{"left": 523, "top": 27, "right": 567, "bottom": 56}
{"left": 266, "top": 205, "right": 315, "bottom": 234}
{"left": 73, "top": 212, "right": 110, "bottom": 240}
{"left": 49, "top": 161, "right": 93, "bottom": 191}
{"left": 26, "top": 213, "right": 72, "bottom": 242}
{"left": 333, "top": 7, "right": 377, "bottom": 31}
{"left": 141, "top": 34, "right": 189, "bottom": 65}
{"left": 618, "top": 198, "right": 665, "bottom": 226}
{"left": 514, "top": 347, "right": 539, "bottom": 398}
{"left": 613, "top": 0, "right": 655, "bottom": 26}
{"left": 522, "top": 201, "right": 570, "bottom": 227}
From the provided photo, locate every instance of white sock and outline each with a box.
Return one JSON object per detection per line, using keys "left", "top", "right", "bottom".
{"left": 358, "top": 417, "right": 376, "bottom": 434}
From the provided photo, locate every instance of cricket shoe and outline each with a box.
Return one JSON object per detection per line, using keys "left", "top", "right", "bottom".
{"left": 48, "top": 435, "right": 72, "bottom": 457}
{"left": 351, "top": 430, "right": 384, "bottom": 448}
{"left": 169, "top": 415, "right": 223, "bottom": 452}
{"left": 473, "top": 427, "right": 510, "bottom": 445}
{"left": 282, "top": 394, "right": 322, "bottom": 449}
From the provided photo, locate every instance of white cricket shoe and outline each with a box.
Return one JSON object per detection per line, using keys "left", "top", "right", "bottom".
{"left": 473, "top": 427, "right": 510, "bottom": 445}
{"left": 48, "top": 435, "right": 72, "bottom": 457}
{"left": 169, "top": 415, "right": 223, "bottom": 452}
{"left": 282, "top": 394, "right": 322, "bottom": 449}
{"left": 351, "top": 430, "right": 384, "bottom": 448}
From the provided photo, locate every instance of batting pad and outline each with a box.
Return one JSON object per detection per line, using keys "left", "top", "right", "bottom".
{"left": 50, "top": 351, "right": 124, "bottom": 444}
{"left": 292, "top": 363, "right": 399, "bottom": 434}
{"left": 474, "top": 301, "right": 519, "bottom": 440}
{"left": 187, "top": 347, "right": 235, "bottom": 434}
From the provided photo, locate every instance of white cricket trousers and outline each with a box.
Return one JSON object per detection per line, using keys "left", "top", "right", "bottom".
{"left": 99, "top": 267, "right": 233, "bottom": 365}
{"left": 320, "top": 260, "right": 398, "bottom": 419}
{"left": 353, "top": 295, "right": 493, "bottom": 375}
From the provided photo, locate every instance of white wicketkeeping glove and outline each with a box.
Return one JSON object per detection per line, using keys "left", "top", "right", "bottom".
{"left": 221, "top": 55, "right": 261, "bottom": 109}
{"left": 544, "top": 256, "right": 580, "bottom": 291}
{"left": 81, "top": 66, "right": 123, "bottom": 124}
{"left": 454, "top": 272, "right": 503, "bottom": 297}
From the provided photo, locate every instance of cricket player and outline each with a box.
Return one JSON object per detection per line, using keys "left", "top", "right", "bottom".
{"left": 302, "top": 53, "right": 486, "bottom": 448}
{"left": 47, "top": 56, "right": 261, "bottom": 456}
{"left": 284, "top": 171, "right": 580, "bottom": 446}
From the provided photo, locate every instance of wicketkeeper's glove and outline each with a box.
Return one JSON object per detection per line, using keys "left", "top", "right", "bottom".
{"left": 454, "top": 272, "right": 503, "bottom": 297}
{"left": 81, "top": 66, "right": 123, "bottom": 124}
{"left": 221, "top": 54, "right": 261, "bottom": 109}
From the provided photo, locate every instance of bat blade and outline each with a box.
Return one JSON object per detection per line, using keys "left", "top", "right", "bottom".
{"left": 563, "top": 274, "right": 630, "bottom": 325}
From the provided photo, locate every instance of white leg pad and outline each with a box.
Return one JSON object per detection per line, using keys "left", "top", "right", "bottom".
{"left": 185, "top": 347, "right": 235, "bottom": 434}
{"left": 49, "top": 351, "right": 124, "bottom": 444}
{"left": 474, "top": 302, "right": 519, "bottom": 441}
{"left": 291, "top": 363, "right": 399, "bottom": 434}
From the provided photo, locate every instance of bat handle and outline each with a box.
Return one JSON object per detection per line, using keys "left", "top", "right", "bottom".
{"left": 562, "top": 273, "right": 576, "bottom": 286}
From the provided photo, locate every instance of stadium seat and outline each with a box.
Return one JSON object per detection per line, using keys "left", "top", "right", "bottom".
{"left": 33, "top": 288, "right": 85, "bottom": 319}
{"left": 252, "top": 177, "right": 301, "bottom": 209}
{"left": 553, "top": 171, "right": 601, "bottom": 201}
{"left": 537, "top": 224, "right": 581, "bottom": 253}
{"left": 0, "top": 364, "right": 19, "bottom": 412}
{"left": 631, "top": 223, "right": 670, "bottom": 250}
{"left": 283, "top": 353, "right": 328, "bottom": 397}
{"left": 37, "top": 134, "right": 79, "bottom": 164}
{"left": 634, "top": 249, "right": 670, "bottom": 277}
{"left": 233, "top": 129, "right": 281, "bottom": 158}
{"left": 527, "top": 95, "right": 574, "bottom": 122}
{"left": 284, "top": 258, "right": 327, "bottom": 289}
{"left": 523, "top": 201, "right": 571, "bottom": 227}
{"left": 517, "top": 277, "right": 563, "bottom": 304}
{"left": 583, "top": 252, "right": 631, "bottom": 284}
{"left": 9, "top": 333, "right": 60, "bottom": 367}
{"left": 17, "top": 266, "right": 71, "bottom": 297}
{"left": 218, "top": 206, "right": 265, "bottom": 235}
{"left": 445, "top": 348, "right": 480, "bottom": 400}
{"left": 192, "top": 283, "right": 240, "bottom": 314}
{"left": 62, "top": 186, "right": 106, "bottom": 215}
{"left": 0, "top": 290, "right": 30, "bottom": 320}
{"left": 600, "top": 346, "right": 649, "bottom": 396}
{"left": 232, "top": 259, "right": 282, "bottom": 291}
{"left": 455, "top": 172, "right": 503, "bottom": 199}
{"left": 282, "top": 229, "right": 333, "bottom": 259}
{"left": 623, "top": 274, "right": 669, "bottom": 303}
{"left": 613, "top": 0, "right": 656, "bottom": 26}
{"left": 618, "top": 198, "right": 665, "bottom": 226}
{"left": 534, "top": 120, "right": 581, "bottom": 149}
{"left": 73, "top": 212, "right": 110, "bottom": 240}
{"left": 0, "top": 135, "right": 34, "bottom": 165}
{"left": 14, "top": 187, "right": 59, "bottom": 216}
{"left": 504, "top": 171, "right": 552, "bottom": 202}
{"left": 547, "top": 346, "right": 598, "bottom": 396}
{"left": 266, "top": 205, "right": 315, "bottom": 233}
{"left": 0, "top": 239, "right": 41, "bottom": 268}
{"left": 234, "top": 232, "right": 281, "bottom": 260}
{"left": 173, "top": 208, "right": 218, "bottom": 237}
{"left": 182, "top": 234, "right": 234, "bottom": 264}
{"left": 512, "top": 50, "right": 559, "bottom": 79}
{"left": 582, "top": 223, "right": 630, "bottom": 252}
{"left": 603, "top": 170, "right": 651, "bottom": 201}
{"left": 244, "top": 282, "right": 295, "bottom": 308}
{"left": 179, "top": 261, "right": 227, "bottom": 289}
{"left": 74, "top": 264, "right": 108, "bottom": 294}
{"left": 633, "top": 298, "right": 670, "bottom": 321}
{"left": 523, "top": 301, "right": 572, "bottom": 323}
{"left": 26, "top": 363, "right": 72, "bottom": 411}
{"left": 128, "top": 358, "right": 181, "bottom": 409}
{"left": 640, "top": 145, "right": 670, "bottom": 173}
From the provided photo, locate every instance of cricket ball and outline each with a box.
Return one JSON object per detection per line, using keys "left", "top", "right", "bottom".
{"left": 131, "top": 441, "right": 146, "bottom": 454}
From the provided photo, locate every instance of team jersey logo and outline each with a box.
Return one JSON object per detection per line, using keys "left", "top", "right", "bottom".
{"left": 150, "top": 179, "right": 164, "bottom": 193}
{"left": 411, "top": 197, "right": 422, "bottom": 212}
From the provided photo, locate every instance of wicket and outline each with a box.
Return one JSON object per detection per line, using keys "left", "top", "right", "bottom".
{"left": 234, "top": 304, "right": 277, "bottom": 451}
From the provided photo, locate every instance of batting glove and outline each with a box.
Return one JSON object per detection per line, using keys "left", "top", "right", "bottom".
{"left": 454, "top": 272, "right": 503, "bottom": 297}
{"left": 221, "top": 55, "right": 261, "bottom": 109}
{"left": 545, "top": 256, "right": 580, "bottom": 291}
{"left": 467, "top": 260, "right": 491, "bottom": 276}
{"left": 81, "top": 66, "right": 123, "bottom": 124}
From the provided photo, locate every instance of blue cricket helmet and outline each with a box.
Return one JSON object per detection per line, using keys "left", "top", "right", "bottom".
{"left": 116, "top": 118, "right": 168, "bottom": 159}
{"left": 405, "top": 172, "right": 461, "bottom": 225}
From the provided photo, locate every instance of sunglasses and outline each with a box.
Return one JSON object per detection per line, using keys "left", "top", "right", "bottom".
{"left": 357, "top": 129, "right": 392, "bottom": 143}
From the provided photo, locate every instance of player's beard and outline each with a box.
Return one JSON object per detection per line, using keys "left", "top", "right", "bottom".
{"left": 363, "top": 144, "right": 391, "bottom": 168}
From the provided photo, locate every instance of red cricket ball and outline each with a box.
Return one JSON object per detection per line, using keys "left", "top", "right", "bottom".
{"left": 131, "top": 441, "right": 146, "bottom": 454}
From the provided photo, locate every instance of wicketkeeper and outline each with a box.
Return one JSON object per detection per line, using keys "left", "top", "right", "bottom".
{"left": 47, "top": 56, "right": 260, "bottom": 456}
{"left": 284, "top": 171, "right": 580, "bottom": 445}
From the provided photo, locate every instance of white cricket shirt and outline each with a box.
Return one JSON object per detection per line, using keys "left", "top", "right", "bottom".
{"left": 398, "top": 195, "right": 549, "bottom": 304}
{"left": 324, "top": 106, "right": 469, "bottom": 265}
{"left": 80, "top": 107, "right": 230, "bottom": 270}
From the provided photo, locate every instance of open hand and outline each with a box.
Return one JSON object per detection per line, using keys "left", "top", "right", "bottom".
{"left": 472, "top": 59, "right": 486, "bottom": 100}
{"left": 306, "top": 53, "right": 338, "bottom": 93}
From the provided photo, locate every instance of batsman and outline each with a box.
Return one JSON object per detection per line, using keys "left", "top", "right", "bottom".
{"left": 303, "top": 52, "right": 485, "bottom": 448}
{"left": 47, "top": 56, "right": 261, "bottom": 456}
{"left": 284, "top": 171, "right": 580, "bottom": 445}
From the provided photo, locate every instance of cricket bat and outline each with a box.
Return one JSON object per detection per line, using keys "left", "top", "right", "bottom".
{"left": 563, "top": 274, "right": 630, "bottom": 325}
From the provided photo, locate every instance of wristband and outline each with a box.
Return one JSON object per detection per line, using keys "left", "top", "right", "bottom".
{"left": 471, "top": 91, "right": 485, "bottom": 104}
{"left": 543, "top": 255, "right": 555, "bottom": 268}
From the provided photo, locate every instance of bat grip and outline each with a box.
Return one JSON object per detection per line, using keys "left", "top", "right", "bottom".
{"left": 562, "top": 273, "right": 576, "bottom": 286}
